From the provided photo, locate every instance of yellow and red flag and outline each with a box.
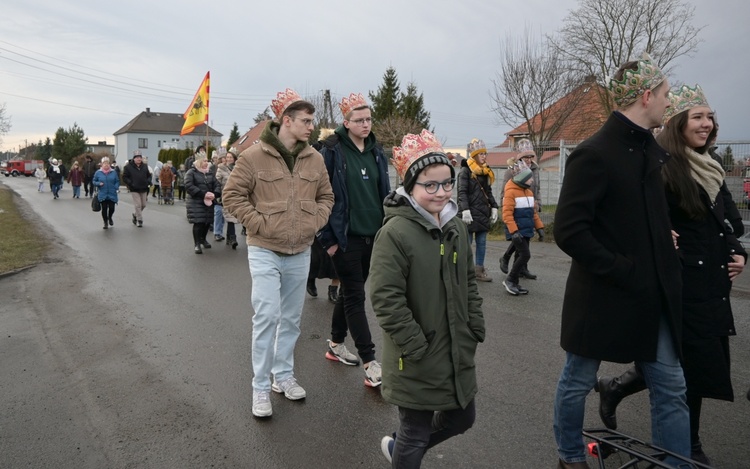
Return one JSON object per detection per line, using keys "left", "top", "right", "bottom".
{"left": 180, "top": 72, "right": 210, "bottom": 136}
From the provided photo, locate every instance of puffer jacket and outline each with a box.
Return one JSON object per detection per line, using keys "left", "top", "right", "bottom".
{"left": 502, "top": 179, "right": 543, "bottom": 237}
{"left": 457, "top": 161, "right": 498, "bottom": 232}
{"left": 369, "top": 189, "right": 485, "bottom": 411}
{"left": 184, "top": 168, "right": 218, "bottom": 224}
{"left": 222, "top": 122, "right": 334, "bottom": 255}
{"left": 93, "top": 169, "right": 119, "bottom": 203}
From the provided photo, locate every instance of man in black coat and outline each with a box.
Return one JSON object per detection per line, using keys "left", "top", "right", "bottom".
{"left": 122, "top": 150, "right": 151, "bottom": 227}
{"left": 551, "top": 54, "right": 690, "bottom": 469}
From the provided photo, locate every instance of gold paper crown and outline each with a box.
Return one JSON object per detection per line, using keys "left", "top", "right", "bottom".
{"left": 392, "top": 130, "right": 445, "bottom": 182}
{"left": 663, "top": 84, "right": 710, "bottom": 123}
{"left": 515, "top": 138, "right": 535, "bottom": 157}
{"left": 468, "top": 138, "right": 487, "bottom": 158}
{"left": 270, "top": 88, "right": 302, "bottom": 118}
{"left": 339, "top": 93, "right": 368, "bottom": 117}
{"left": 608, "top": 53, "right": 666, "bottom": 108}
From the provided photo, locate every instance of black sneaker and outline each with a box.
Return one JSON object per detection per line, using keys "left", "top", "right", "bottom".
{"left": 132, "top": 213, "right": 137, "bottom": 225}
{"left": 502, "top": 279, "right": 520, "bottom": 296}
{"left": 520, "top": 269, "right": 537, "bottom": 280}
{"left": 499, "top": 257, "right": 509, "bottom": 274}
{"left": 517, "top": 284, "right": 529, "bottom": 295}
{"left": 137, "top": 221, "right": 143, "bottom": 227}
{"left": 108, "top": 218, "right": 114, "bottom": 226}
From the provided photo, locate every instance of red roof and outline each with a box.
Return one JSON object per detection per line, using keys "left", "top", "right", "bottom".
{"left": 499, "top": 82, "right": 611, "bottom": 148}
{"left": 232, "top": 120, "right": 270, "bottom": 154}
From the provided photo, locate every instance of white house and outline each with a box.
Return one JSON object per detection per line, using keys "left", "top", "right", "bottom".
{"left": 113, "top": 108, "right": 222, "bottom": 165}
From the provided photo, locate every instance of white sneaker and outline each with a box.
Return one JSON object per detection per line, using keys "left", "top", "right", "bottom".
{"left": 381, "top": 435, "right": 394, "bottom": 463}
{"left": 252, "top": 390, "right": 272, "bottom": 417}
{"left": 364, "top": 360, "right": 382, "bottom": 388}
{"left": 272, "top": 376, "right": 306, "bottom": 400}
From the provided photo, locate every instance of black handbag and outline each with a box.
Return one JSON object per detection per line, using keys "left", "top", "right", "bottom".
{"left": 91, "top": 195, "right": 101, "bottom": 212}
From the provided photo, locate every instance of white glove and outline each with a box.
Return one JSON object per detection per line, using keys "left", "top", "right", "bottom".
{"left": 490, "top": 208, "right": 498, "bottom": 224}
{"left": 462, "top": 210, "right": 473, "bottom": 224}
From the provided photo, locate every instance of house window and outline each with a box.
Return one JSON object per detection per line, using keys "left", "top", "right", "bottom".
{"left": 138, "top": 138, "right": 148, "bottom": 149}
{"left": 157, "top": 141, "right": 161, "bottom": 148}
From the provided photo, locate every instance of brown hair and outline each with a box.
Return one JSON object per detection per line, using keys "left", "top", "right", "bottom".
{"left": 656, "top": 110, "right": 718, "bottom": 219}
{"left": 282, "top": 100, "right": 315, "bottom": 121}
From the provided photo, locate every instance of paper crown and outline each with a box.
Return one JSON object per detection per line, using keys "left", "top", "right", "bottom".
{"left": 270, "top": 88, "right": 303, "bottom": 118}
{"left": 392, "top": 129, "right": 446, "bottom": 182}
{"left": 608, "top": 53, "right": 666, "bottom": 108}
{"left": 133, "top": 150, "right": 142, "bottom": 157}
{"left": 515, "top": 138, "right": 535, "bottom": 157}
{"left": 339, "top": 93, "right": 368, "bottom": 117}
{"left": 663, "top": 84, "right": 710, "bottom": 123}
{"left": 468, "top": 138, "right": 487, "bottom": 158}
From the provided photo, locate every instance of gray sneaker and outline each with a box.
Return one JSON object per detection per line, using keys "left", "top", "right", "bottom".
{"left": 252, "top": 390, "right": 272, "bottom": 418}
{"left": 325, "top": 340, "right": 360, "bottom": 366}
{"left": 364, "top": 360, "right": 382, "bottom": 388}
{"left": 272, "top": 376, "right": 306, "bottom": 400}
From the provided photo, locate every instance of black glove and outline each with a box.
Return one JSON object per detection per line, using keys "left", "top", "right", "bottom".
{"left": 511, "top": 231, "right": 523, "bottom": 247}
{"left": 537, "top": 229, "right": 545, "bottom": 242}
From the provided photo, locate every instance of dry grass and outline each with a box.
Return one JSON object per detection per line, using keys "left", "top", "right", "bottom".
{"left": 0, "top": 186, "right": 49, "bottom": 274}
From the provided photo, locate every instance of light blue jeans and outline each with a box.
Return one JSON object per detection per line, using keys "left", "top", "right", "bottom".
{"left": 553, "top": 316, "right": 690, "bottom": 465}
{"left": 468, "top": 230, "right": 488, "bottom": 266}
{"left": 247, "top": 246, "right": 311, "bottom": 392}
{"left": 213, "top": 205, "right": 224, "bottom": 236}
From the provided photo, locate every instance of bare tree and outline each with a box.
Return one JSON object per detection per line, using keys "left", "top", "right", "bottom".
{"left": 550, "top": 0, "right": 703, "bottom": 113}
{"left": 373, "top": 115, "right": 425, "bottom": 152}
{"left": 0, "top": 103, "right": 11, "bottom": 147}
{"left": 490, "top": 27, "right": 583, "bottom": 154}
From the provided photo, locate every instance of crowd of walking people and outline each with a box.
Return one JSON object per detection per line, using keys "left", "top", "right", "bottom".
{"left": 20, "top": 52, "right": 749, "bottom": 469}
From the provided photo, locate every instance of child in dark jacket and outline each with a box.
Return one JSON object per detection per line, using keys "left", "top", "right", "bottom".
{"left": 370, "top": 130, "right": 485, "bottom": 468}
{"left": 501, "top": 162, "right": 544, "bottom": 296}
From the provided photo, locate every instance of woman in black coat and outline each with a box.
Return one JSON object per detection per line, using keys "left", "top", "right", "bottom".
{"left": 185, "top": 156, "right": 218, "bottom": 254}
{"left": 596, "top": 85, "right": 746, "bottom": 464}
{"left": 457, "top": 139, "right": 498, "bottom": 282}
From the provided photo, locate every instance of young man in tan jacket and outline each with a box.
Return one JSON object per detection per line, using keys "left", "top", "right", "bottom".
{"left": 222, "top": 88, "right": 334, "bottom": 418}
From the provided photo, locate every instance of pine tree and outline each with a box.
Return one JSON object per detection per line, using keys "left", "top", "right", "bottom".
{"left": 399, "top": 82, "right": 431, "bottom": 129}
{"left": 227, "top": 122, "right": 240, "bottom": 150}
{"left": 254, "top": 108, "right": 272, "bottom": 124}
{"left": 723, "top": 146, "right": 734, "bottom": 171}
{"left": 369, "top": 67, "right": 402, "bottom": 121}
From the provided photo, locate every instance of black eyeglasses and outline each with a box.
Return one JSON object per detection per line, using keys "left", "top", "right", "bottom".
{"left": 413, "top": 178, "right": 455, "bottom": 194}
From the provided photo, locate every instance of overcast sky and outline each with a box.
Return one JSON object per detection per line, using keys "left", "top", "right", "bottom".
{"left": 1, "top": 0, "right": 748, "bottom": 155}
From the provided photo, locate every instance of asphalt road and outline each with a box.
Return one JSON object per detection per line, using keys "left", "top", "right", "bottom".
{"left": 1, "top": 175, "right": 749, "bottom": 469}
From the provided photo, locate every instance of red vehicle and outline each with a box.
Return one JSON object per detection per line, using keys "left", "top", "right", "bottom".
{"left": 1, "top": 159, "right": 44, "bottom": 177}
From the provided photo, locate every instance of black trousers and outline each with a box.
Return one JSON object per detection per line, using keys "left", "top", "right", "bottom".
{"left": 507, "top": 237, "right": 531, "bottom": 282}
{"left": 330, "top": 236, "right": 375, "bottom": 363}
{"left": 101, "top": 200, "right": 115, "bottom": 222}
{"left": 192, "top": 223, "right": 210, "bottom": 244}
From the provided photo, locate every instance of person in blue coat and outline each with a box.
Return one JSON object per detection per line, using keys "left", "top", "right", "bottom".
{"left": 93, "top": 157, "right": 120, "bottom": 229}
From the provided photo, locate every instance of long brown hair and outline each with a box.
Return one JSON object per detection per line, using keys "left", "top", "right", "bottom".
{"left": 656, "top": 110, "right": 718, "bottom": 219}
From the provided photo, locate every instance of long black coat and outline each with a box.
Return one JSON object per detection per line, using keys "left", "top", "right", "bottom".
{"left": 554, "top": 113, "right": 683, "bottom": 363}
{"left": 457, "top": 161, "right": 498, "bottom": 233}
{"left": 184, "top": 168, "right": 218, "bottom": 224}
{"left": 668, "top": 181, "right": 747, "bottom": 400}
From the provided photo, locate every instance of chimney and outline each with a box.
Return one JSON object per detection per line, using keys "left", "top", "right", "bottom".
{"left": 146, "top": 107, "right": 151, "bottom": 116}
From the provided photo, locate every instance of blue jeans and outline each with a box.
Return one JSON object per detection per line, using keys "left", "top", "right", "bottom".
{"left": 51, "top": 183, "right": 62, "bottom": 197}
{"left": 553, "top": 316, "right": 689, "bottom": 465}
{"left": 393, "top": 399, "right": 476, "bottom": 468}
{"left": 214, "top": 205, "right": 224, "bottom": 236}
{"left": 73, "top": 185, "right": 81, "bottom": 198}
{"left": 247, "top": 246, "right": 310, "bottom": 392}
{"left": 468, "top": 230, "right": 488, "bottom": 266}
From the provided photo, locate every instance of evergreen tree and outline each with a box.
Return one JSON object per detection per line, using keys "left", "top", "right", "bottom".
{"left": 254, "top": 108, "right": 272, "bottom": 124}
{"left": 399, "top": 82, "right": 431, "bottom": 129}
{"left": 227, "top": 122, "right": 240, "bottom": 150}
{"left": 52, "top": 123, "right": 87, "bottom": 166}
{"left": 723, "top": 146, "right": 734, "bottom": 171}
{"left": 369, "top": 67, "right": 402, "bottom": 121}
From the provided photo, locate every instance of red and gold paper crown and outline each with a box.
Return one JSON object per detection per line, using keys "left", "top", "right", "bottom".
{"left": 608, "top": 53, "right": 666, "bottom": 108}
{"left": 339, "top": 93, "right": 368, "bottom": 117}
{"left": 392, "top": 130, "right": 445, "bottom": 182}
{"left": 270, "top": 88, "right": 302, "bottom": 118}
{"left": 663, "top": 84, "right": 710, "bottom": 123}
